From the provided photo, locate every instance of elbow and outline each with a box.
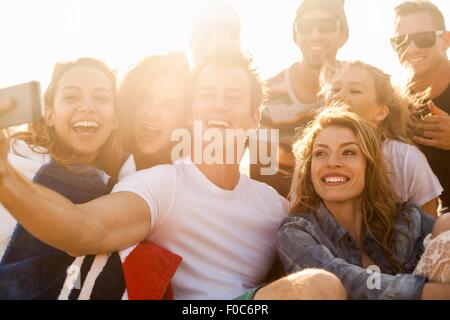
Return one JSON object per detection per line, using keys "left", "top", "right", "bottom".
{"left": 63, "top": 240, "right": 99, "bottom": 257}
{"left": 66, "top": 251, "right": 86, "bottom": 258}
{"left": 64, "top": 222, "right": 106, "bottom": 257}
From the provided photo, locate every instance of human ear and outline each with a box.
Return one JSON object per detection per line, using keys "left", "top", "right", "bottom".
{"left": 45, "top": 106, "right": 55, "bottom": 127}
{"left": 249, "top": 109, "right": 261, "bottom": 130}
{"left": 442, "top": 31, "right": 450, "bottom": 51}
{"left": 373, "top": 105, "right": 390, "bottom": 124}
{"left": 112, "top": 114, "right": 119, "bottom": 130}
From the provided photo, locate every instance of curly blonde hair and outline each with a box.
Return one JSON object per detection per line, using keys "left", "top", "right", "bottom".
{"left": 12, "top": 57, "right": 125, "bottom": 179}
{"left": 290, "top": 106, "right": 405, "bottom": 272}
{"left": 320, "top": 60, "right": 424, "bottom": 144}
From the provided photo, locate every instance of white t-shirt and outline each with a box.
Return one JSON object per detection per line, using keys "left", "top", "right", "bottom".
{"left": 382, "top": 139, "right": 443, "bottom": 206}
{"left": 112, "top": 157, "right": 288, "bottom": 300}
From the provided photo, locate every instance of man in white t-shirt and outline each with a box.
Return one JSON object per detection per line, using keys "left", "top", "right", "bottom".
{"left": 0, "top": 49, "right": 346, "bottom": 300}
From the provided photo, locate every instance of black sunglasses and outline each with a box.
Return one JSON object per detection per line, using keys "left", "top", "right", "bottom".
{"left": 390, "top": 30, "right": 444, "bottom": 51}
{"left": 296, "top": 18, "right": 339, "bottom": 35}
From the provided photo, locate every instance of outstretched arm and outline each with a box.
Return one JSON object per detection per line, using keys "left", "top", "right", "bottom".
{"left": 0, "top": 139, "right": 151, "bottom": 256}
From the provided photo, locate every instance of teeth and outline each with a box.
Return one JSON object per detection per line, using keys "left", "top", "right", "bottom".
{"left": 143, "top": 125, "right": 159, "bottom": 131}
{"left": 207, "top": 120, "right": 230, "bottom": 128}
{"left": 324, "top": 177, "right": 347, "bottom": 183}
{"left": 72, "top": 120, "right": 99, "bottom": 128}
{"left": 410, "top": 57, "right": 425, "bottom": 63}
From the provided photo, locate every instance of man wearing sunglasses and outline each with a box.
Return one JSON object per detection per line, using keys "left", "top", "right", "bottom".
{"left": 250, "top": 0, "right": 348, "bottom": 198}
{"left": 392, "top": 0, "right": 450, "bottom": 214}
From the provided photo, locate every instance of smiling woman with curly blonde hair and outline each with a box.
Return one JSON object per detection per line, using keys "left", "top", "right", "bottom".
{"left": 319, "top": 60, "right": 442, "bottom": 216}
{"left": 277, "top": 106, "right": 450, "bottom": 300}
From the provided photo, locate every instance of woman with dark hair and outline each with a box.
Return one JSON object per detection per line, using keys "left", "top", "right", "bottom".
{"left": 277, "top": 107, "right": 450, "bottom": 299}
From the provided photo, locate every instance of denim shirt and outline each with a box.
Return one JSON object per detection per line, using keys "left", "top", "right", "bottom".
{"left": 276, "top": 202, "right": 435, "bottom": 300}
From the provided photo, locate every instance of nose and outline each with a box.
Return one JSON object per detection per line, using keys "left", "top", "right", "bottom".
{"left": 331, "top": 89, "right": 350, "bottom": 104}
{"left": 78, "top": 98, "right": 97, "bottom": 113}
{"left": 146, "top": 104, "right": 160, "bottom": 119}
{"left": 310, "top": 26, "right": 323, "bottom": 39}
{"left": 140, "top": 101, "right": 160, "bottom": 120}
{"left": 327, "top": 151, "right": 342, "bottom": 168}
{"left": 404, "top": 38, "right": 420, "bottom": 57}
{"left": 211, "top": 96, "right": 227, "bottom": 112}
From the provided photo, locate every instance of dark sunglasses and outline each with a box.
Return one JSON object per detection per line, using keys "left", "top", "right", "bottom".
{"left": 296, "top": 18, "right": 339, "bottom": 35}
{"left": 390, "top": 30, "right": 444, "bottom": 51}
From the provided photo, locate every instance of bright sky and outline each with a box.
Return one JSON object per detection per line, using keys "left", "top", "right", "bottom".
{"left": 0, "top": 0, "right": 449, "bottom": 89}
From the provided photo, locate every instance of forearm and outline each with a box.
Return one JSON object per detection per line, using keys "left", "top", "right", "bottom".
{"left": 0, "top": 163, "right": 98, "bottom": 255}
{"left": 421, "top": 283, "right": 450, "bottom": 300}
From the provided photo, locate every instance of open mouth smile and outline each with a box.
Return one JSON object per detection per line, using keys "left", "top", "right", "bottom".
{"left": 72, "top": 120, "right": 100, "bottom": 136}
{"left": 206, "top": 119, "right": 231, "bottom": 129}
{"left": 320, "top": 174, "right": 351, "bottom": 186}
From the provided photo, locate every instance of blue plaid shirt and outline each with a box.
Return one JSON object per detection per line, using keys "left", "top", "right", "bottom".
{"left": 276, "top": 202, "right": 435, "bottom": 300}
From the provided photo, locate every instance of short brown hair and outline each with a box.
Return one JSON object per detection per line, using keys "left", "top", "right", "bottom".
{"left": 394, "top": 0, "right": 446, "bottom": 30}
{"left": 193, "top": 47, "right": 265, "bottom": 114}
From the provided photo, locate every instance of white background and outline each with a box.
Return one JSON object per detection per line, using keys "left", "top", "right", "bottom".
{"left": 0, "top": 0, "right": 449, "bottom": 88}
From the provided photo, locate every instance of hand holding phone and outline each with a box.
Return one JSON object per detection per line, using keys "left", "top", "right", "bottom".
{"left": 0, "top": 97, "right": 15, "bottom": 113}
{"left": 0, "top": 81, "right": 42, "bottom": 129}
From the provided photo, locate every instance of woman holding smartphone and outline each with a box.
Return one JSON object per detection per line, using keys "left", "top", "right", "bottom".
{"left": 0, "top": 57, "right": 129, "bottom": 299}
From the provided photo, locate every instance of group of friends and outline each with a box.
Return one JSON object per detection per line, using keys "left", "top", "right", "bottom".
{"left": 0, "top": 0, "right": 449, "bottom": 300}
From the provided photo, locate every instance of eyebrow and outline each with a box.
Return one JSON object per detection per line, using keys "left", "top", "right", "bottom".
{"left": 198, "top": 86, "right": 244, "bottom": 93}
{"left": 332, "top": 81, "right": 366, "bottom": 88}
{"left": 198, "top": 86, "right": 215, "bottom": 91}
{"left": 62, "top": 86, "right": 111, "bottom": 92}
{"left": 315, "top": 142, "right": 359, "bottom": 149}
{"left": 226, "top": 88, "right": 243, "bottom": 93}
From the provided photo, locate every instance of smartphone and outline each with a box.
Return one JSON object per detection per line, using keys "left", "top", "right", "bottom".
{"left": 0, "top": 81, "right": 42, "bottom": 129}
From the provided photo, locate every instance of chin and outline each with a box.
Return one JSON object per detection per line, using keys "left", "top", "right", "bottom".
{"left": 137, "top": 143, "right": 165, "bottom": 157}
{"left": 305, "top": 57, "right": 325, "bottom": 70}
{"left": 319, "top": 191, "right": 354, "bottom": 203}
{"left": 70, "top": 149, "right": 100, "bottom": 161}
{"left": 138, "top": 148, "right": 161, "bottom": 157}
{"left": 323, "top": 197, "right": 352, "bottom": 203}
{"left": 412, "top": 66, "right": 430, "bottom": 78}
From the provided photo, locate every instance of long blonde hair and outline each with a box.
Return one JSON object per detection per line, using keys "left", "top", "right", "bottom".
{"left": 13, "top": 57, "right": 125, "bottom": 179}
{"left": 320, "top": 60, "right": 423, "bottom": 144}
{"left": 290, "top": 106, "right": 404, "bottom": 272}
